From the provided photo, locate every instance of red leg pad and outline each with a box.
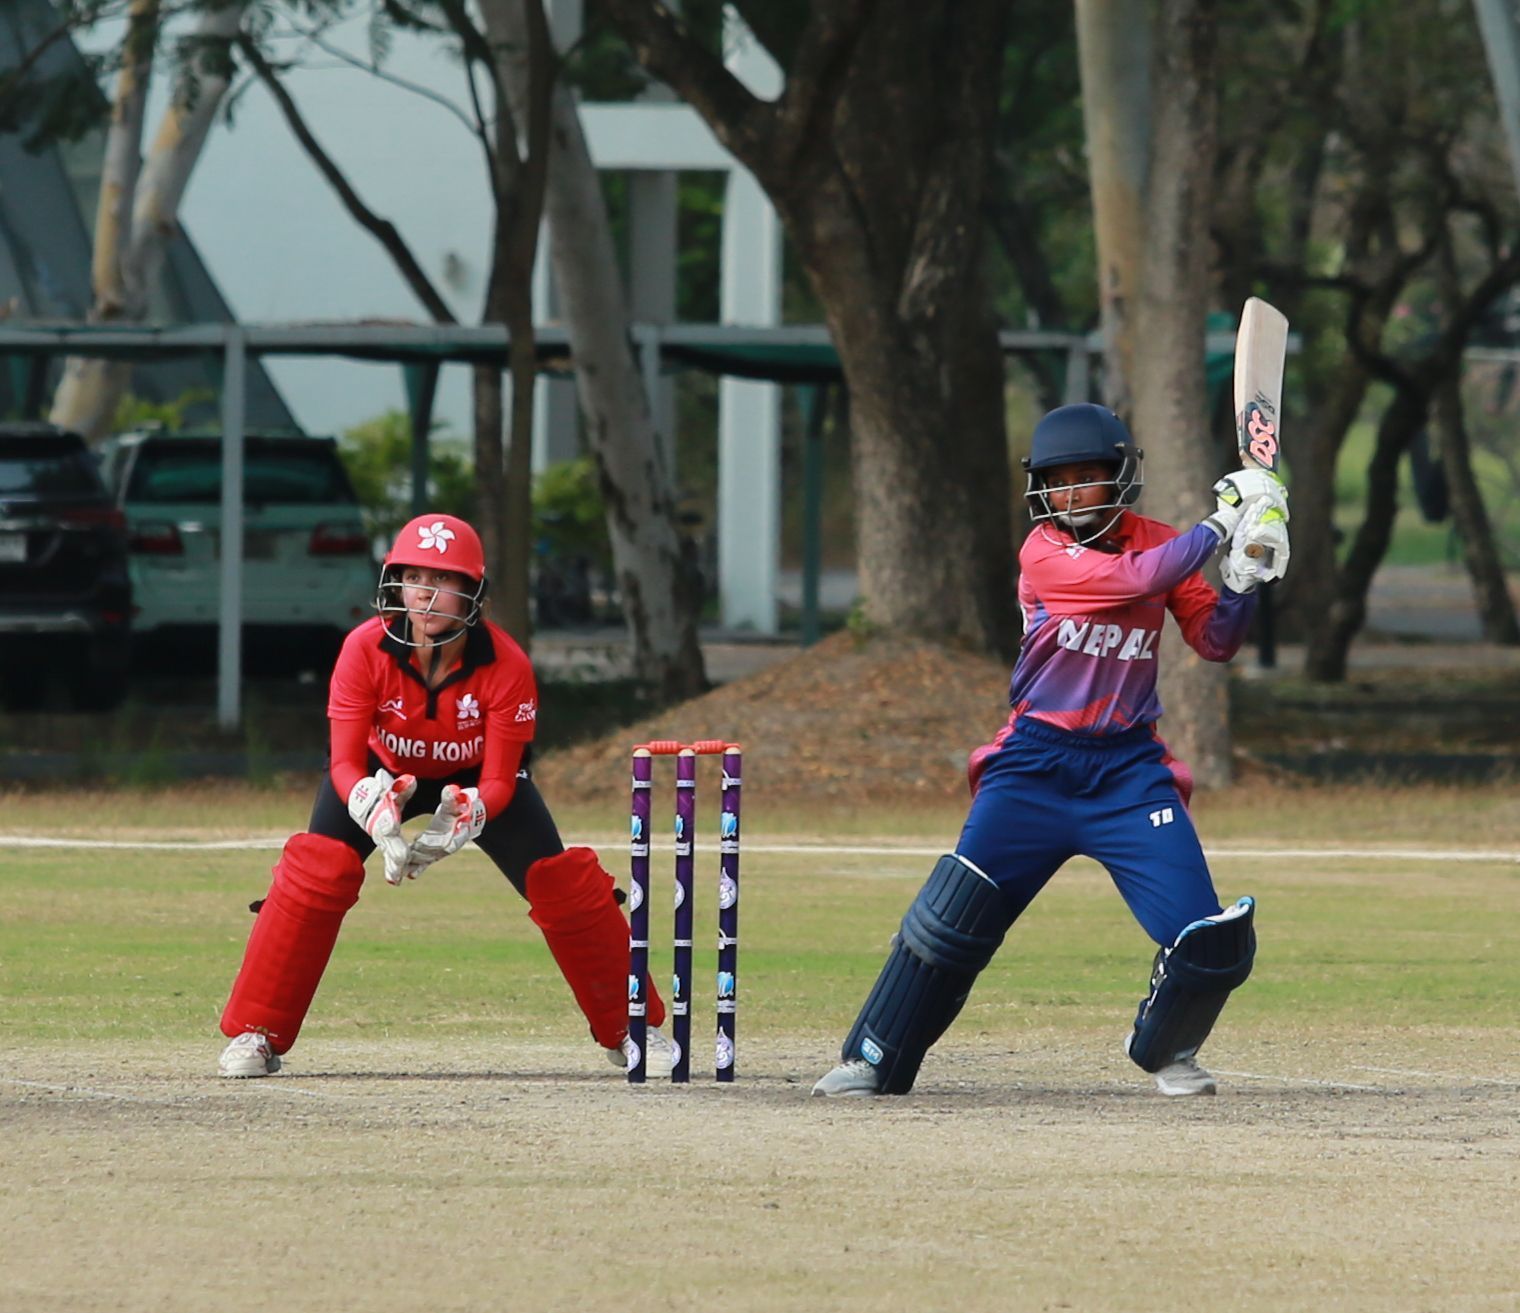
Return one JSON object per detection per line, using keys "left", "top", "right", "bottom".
{"left": 220, "top": 833, "right": 365, "bottom": 1054}
{"left": 526, "top": 846, "right": 666, "bottom": 1049}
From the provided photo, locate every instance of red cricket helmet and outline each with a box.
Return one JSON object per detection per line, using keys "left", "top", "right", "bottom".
{"left": 375, "top": 514, "right": 488, "bottom": 644}
{"left": 383, "top": 514, "right": 486, "bottom": 583}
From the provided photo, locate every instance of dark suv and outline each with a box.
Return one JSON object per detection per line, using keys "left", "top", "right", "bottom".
{"left": 0, "top": 423, "right": 132, "bottom": 711}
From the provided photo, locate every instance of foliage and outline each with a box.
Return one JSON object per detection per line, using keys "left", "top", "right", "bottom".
{"left": 338, "top": 411, "right": 612, "bottom": 568}
{"left": 532, "top": 456, "right": 611, "bottom": 570}
{"left": 111, "top": 388, "right": 218, "bottom": 435}
{"left": 338, "top": 408, "right": 474, "bottom": 543}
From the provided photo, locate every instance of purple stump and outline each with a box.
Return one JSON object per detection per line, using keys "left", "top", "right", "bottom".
{"left": 716, "top": 747, "right": 741, "bottom": 1081}
{"left": 672, "top": 749, "right": 697, "bottom": 1083}
{"left": 627, "top": 748, "right": 653, "bottom": 1084}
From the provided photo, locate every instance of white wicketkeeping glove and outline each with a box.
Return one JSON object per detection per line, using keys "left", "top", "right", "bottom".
{"left": 347, "top": 769, "right": 418, "bottom": 885}
{"left": 400, "top": 785, "right": 486, "bottom": 882}
{"left": 1204, "top": 468, "right": 1289, "bottom": 541}
{"left": 1221, "top": 498, "right": 1292, "bottom": 593}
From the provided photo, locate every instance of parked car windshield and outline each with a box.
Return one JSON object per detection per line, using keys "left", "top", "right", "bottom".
{"left": 125, "top": 439, "right": 359, "bottom": 505}
{"left": 0, "top": 439, "right": 104, "bottom": 498}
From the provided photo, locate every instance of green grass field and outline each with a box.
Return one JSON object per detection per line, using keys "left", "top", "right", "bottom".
{"left": 3, "top": 783, "right": 1517, "bottom": 1311}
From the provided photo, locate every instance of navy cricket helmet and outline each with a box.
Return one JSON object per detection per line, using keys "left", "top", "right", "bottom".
{"left": 1022, "top": 403, "right": 1144, "bottom": 541}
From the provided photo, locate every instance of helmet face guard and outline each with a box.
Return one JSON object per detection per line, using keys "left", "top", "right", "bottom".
{"left": 375, "top": 566, "right": 487, "bottom": 646}
{"left": 376, "top": 514, "right": 488, "bottom": 646}
{"left": 1022, "top": 404, "right": 1144, "bottom": 545}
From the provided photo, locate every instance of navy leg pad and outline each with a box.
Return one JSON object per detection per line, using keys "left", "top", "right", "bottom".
{"left": 1127, "top": 896, "right": 1256, "bottom": 1073}
{"left": 842, "top": 854, "right": 1014, "bottom": 1094}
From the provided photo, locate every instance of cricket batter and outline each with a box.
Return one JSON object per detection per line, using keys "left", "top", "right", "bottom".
{"left": 217, "top": 513, "right": 676, "bottom": 1078}
{"left": 813, "top": 403, "right": 1289, "bottom": 1098}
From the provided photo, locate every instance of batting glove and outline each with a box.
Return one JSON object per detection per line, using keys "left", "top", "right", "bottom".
{"left": 1205, "top": 468, "right": 1289, "bottom": 541}
{"left": 400, "top": 785, "right": 486, "bottom": 882}
{"left": 347, "top": 769, "right": 418, "bottom": 885}
{"left": 1221, "top": 499, "right": 1292, "bottom": 593}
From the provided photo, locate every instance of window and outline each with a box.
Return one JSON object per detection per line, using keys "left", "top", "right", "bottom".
{"left": 126, "top": 439, "right": 358, "bottom": 506}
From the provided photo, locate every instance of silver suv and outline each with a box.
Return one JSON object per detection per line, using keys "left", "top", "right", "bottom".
{"left": 100, "top": 431, "right": 375, "bottom": 661}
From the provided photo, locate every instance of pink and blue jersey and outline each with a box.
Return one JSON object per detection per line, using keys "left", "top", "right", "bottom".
{"left": 968, "top": 512, "right": 1254, "bottom": 792}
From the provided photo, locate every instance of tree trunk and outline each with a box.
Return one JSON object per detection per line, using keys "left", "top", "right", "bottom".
{"left": 1130, "top": 0, "right": 1230, "bottom": 787}
{"left": 1277, "top": 354, "right": 1373, "bottom": 642}
{"left": 499, "top": 299, "right": 537, "bottom": 645}
{"left": 472, "top": 0, "right": 556, "bottom": 647}
{"left": 471, "top": 362, "right": 510, "bottom": 630}
{"left": 1432, "top": 372, "right": 1520, "bottom": 643}
{"left": 47, "top": 0, "right": 159, "bottom": 438}
{"left": 1305, "top": 383, "right": 1427, "bottom": 680}
{"left": 1074, "top": 0, "right": 1151, "bottom": 415}
{"left": 491, "top": 0, "right": 707, "bottom": 697}
{"left": 604, "top": 0, "right": 1017, "bottom": 657}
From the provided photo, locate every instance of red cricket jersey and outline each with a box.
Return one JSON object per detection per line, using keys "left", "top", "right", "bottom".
{"left": 325, "top": 616, "right": 538, "bottom": 817}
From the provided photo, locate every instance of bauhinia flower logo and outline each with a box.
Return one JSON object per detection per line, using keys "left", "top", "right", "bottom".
{"left": 456, "top": 692, "right": 481, "bottom": 722}
{"left": 418, "top": 521, "right": 455, "bottom": 554}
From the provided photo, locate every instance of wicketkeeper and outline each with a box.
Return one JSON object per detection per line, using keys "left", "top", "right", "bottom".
{"left": 814, "top": 403, "right": 1288, "bottom": 1098}
{"left": 217, "top": 513, "right": 675, "bottom": 1078}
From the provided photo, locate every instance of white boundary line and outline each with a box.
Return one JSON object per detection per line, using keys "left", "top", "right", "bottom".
{"left": 6, "top": 835, "right": 1517, "bottom": 862}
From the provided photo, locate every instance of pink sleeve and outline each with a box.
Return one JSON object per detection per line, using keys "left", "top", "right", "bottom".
{"left": 1026, "top": 522, "right": 1221, "bottom": 609}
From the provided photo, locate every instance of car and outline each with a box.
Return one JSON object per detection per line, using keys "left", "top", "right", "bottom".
{"left": 0, "top": 422, "right": 133, "bottom": 712}
{"left": 100, "top": 430, "right": 376, "bottom": 669}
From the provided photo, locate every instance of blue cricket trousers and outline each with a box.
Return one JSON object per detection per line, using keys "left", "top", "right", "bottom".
{"left": 956, "top": 719, "right": 1223, "bottom": 947}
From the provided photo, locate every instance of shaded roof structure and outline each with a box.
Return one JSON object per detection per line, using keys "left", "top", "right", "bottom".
{"left": 0, "top": 0, "right": 295, "bottom": 429}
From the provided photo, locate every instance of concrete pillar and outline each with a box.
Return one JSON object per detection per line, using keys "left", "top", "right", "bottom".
{"left": 716, "top": 13, "right": 784, "bottom": 633}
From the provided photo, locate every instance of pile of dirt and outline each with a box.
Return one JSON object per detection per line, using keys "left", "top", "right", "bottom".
{"left": 533, "top": 630, "right": 1014, "bottom": 810}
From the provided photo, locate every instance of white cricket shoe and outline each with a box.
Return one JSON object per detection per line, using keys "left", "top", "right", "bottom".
{"left": 811, "top": 1057, "right": 880, "bottom": 1097}
{"left": 606, "top": 1026, "right": 678, "bottom": 1078}
{"left": 1152, "top": 1056, "right": 1218, "bottom": 1097}
{"left": 218, "top": 1032, "right": 281, "bottom": 1079}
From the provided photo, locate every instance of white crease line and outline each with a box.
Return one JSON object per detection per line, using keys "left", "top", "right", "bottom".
{"left": 1210, "top": 1070, "right": 1388, "bottom": 1092}
{"left": 1352, "top": 1064, "right": 1520, "bottom": 1087}
{"left": 6, "top": 835, "right": 1517, "bottom": 863}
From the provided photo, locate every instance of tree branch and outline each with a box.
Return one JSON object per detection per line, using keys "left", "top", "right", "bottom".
{"left": 765, "top": 0, "right": 874, "bottom": 171}
{"left": 237, "top": 34, "right": 457, "bottom": 324}
{"left": 287, "top": 25, "right": 485, "bottom": 142}
{"left": 599, "top": 0, "right": 773, "bottom": 177}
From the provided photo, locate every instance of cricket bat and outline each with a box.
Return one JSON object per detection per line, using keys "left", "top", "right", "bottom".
{"left": 1233, "top": 296, "right": 1289, "bottom": 558}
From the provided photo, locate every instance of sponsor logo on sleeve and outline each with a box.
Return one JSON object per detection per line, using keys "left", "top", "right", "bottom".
{"left": 514, "top": 700, "right": 537, "bottom": 724}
